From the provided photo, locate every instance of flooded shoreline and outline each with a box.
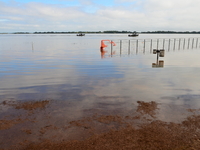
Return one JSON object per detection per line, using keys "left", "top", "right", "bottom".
{"left": 1, "top": 34, "right": 200, "bottom": 149}
{"left": 1, "top": 99, "right": 200, "bottom": 149}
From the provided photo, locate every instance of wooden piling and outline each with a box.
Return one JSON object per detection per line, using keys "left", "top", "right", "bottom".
{"left": 183, "top": 38, "right": 185, "bottom": 49}
{"left": 192, "top": 38, "right": 194, "bottom": 49}
{"left": 120, "top": 40, "right": 122, "bottom": 55}
{"left": 163, "top": 39, "right": 165, "bottom": 49}
{"left": 173, "top": 38, "right": 176, "bottom": 50}
{"left": 168, "top": 39, "right": 171, "bottom": 51}
{"left": 150, "top": 39, "right": 152, "bottom": 53}
{"left": 136, "top": 40, "right": 138, "bottom": 53}
{"left": 188, "top": 38, "right": 190, "bottom": 49}
{"left": 157, "top": 39, "right": 159, "bottom": 49}
{"left": 178, "top": 38, "right": 181, "bottom": 50}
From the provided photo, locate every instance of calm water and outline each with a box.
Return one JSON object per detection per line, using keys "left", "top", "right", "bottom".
{"left": 1, "top": 34, "right": 200, "bottom": 149}
{"left": 1, "top": 33, "right": 200, "bottom": 112}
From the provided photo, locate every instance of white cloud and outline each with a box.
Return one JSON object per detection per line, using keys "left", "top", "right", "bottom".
{"left": 0, "top": 0, "right": 200, "bottom": 32}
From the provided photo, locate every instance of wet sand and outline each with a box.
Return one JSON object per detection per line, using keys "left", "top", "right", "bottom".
{"left": 0, "top": 100, "right": 200, "bottom": 149}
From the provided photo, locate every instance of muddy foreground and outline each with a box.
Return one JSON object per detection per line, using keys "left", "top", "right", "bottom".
{"left": 0, "top": 100, "right": 200, "bottom": 150}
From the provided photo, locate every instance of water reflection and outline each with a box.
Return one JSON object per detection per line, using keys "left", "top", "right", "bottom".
{"left": 152, "top": 49, "right": 165, "bottom": 68}
{"left": 152, "top": 60, "right": 164, "bottom": 68}
{"left": 1, "top": 34, "right": 200, "bottom": 110}
{"left": 100, "top": 47, "right": 116, "bottom": 59}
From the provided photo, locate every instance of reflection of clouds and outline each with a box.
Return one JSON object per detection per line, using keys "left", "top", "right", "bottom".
{"left": 1, "top": 35, "right": 200, "bottom": 111}
{"left": 166, "top": 50, "right": 200, "bottom": 67}
{"left": 2, "top": 34, "right": 200, "bottom": 142}
{"left": 156, "top": 103, "right": 192, "bottom": 123}
{"left": 83, "top": 50, "right": 200, "bottom": 109}
{"left": 161, "top": 95, "right": 200, "bottom": 109}
{"left": 0, "top": 67, "right": 77, "bottom": 90}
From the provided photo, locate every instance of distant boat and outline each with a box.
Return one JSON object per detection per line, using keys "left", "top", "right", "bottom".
{"left": 128, "top": 32, "right": 139, "bottom": 37}
{"left": 77, "top": 33, "right": 85, "bottom": 36}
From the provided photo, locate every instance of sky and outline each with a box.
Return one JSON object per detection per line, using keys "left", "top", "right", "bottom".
{"left": 0, "top": 0, "right": 200, "bottom": 32}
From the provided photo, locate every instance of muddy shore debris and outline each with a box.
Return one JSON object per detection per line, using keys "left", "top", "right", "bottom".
{"left": 0, "top": 100, "right": 200, "bottom": 149}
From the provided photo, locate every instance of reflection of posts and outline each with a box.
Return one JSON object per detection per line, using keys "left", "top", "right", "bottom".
{"left": 100, "top": 47, "right": 116, "bottom": 59}
{"left": 100, "top": 47, "right": 107, "bottom": 58}
{"left": 152, "top": 49, "right": 165, "bottom": 68}
{"left": 152, "top": 60, "right": 164, "bottom": 68}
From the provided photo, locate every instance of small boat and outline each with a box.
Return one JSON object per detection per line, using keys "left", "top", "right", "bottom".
{"left": 77, "top": 33, "right": 85, "bottom": 36}
{"left": 128, "top": 32, "right": 139, "bottom": 37}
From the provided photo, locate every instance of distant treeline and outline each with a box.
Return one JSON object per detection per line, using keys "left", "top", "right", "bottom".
{"left": 103, "top": 31, "right": 131, "bottom": 33}
{"left": 4, "top": 31, "right": 200, "bottom": 34}
{"left": 141, "top": 31, "right": 200, "bottom": 34}
{"left": 33, "top": 31, "right": 131, "bottom": 34}
{"left": 11, "top": 31, "right": 132, "bottom": 34}
{"left": 13, "top": 32, "right": 30, "bottom": 34}
{"left": 33, "top": 31, "right": 102, "bottom": 34}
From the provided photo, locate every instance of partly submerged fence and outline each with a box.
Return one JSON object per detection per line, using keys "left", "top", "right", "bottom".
{"left": 104, "top": 37, "right": 200, "bottom": 55}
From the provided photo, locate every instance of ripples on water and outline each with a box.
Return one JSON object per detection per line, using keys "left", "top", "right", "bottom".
{"left": 1, "top": 34, "right": 200, "bottom": 112}
{"left": 1, "top": 34, "right": 200, "bottom": 149}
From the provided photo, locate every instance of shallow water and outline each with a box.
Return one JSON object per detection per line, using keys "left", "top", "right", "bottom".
{"left": 1, "top": 33, "right": 200, "bottom": 110}
{"left": 1, "top": 34, "right": 200, "bottom": 149}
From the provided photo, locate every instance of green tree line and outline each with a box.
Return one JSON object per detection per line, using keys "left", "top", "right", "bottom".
{"left": 5, "top": 31, "right": 200, "bottom": 34}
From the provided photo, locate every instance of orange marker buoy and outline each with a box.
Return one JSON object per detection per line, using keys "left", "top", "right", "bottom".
{"left": 100, "top": 40, "right": 116, "bottom": 58}
{"left": 100, "top": 40, "right": 116, "bottom": 49}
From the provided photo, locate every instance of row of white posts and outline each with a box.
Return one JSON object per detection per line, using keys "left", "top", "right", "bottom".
{"left": 109, "top": 37, "right": 200, "bottom": 55}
